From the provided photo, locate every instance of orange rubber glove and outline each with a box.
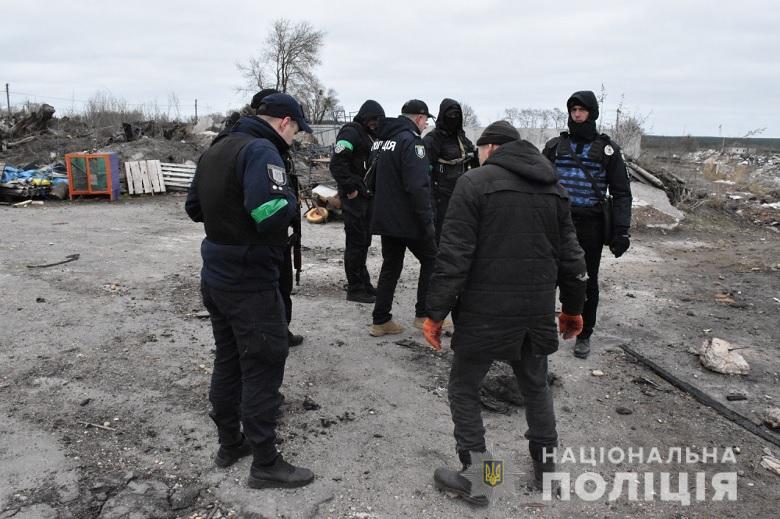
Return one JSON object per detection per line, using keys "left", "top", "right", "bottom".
{"left": 423, "top": 318, "right": 443, "bottom": 351}
{"left": 558, "top": 313, "right": 583, "bottom": 340}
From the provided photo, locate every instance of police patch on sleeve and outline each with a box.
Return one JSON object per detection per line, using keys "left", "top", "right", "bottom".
{"left": 267, "top": 164, "right": 287, "bottom": 186}
{"left": 604, "top": 144, "right": 614, "bottom": 156}
{"left": 415, "top": 144, "right": 426, "bottom": 159}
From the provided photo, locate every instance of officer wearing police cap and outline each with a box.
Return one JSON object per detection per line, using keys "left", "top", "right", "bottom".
{"left": 186, "top": 92, "right": 315, "bottom": 489}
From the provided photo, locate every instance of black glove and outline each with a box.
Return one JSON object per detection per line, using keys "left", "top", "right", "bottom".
{"left": 609, "top": 232, "right": 630, "bottom": 258}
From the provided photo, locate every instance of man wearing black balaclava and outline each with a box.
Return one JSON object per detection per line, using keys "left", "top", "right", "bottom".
{"left": 423, "top": 99, "right": 478, "bottom": 242}
{"left": 329, "top": 100, "right": 385, "bottom": 303}
{"left": 543, "top": 90, "right": 632, "bottom": 359}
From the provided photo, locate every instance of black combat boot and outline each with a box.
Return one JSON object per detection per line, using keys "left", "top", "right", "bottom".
{"left": 433, "top": 467, "right": 489, "bottom": 506}
{"left": 573, "top": 337, "right": 590, "bottom": 358}
{"left": 433, "top": 451, "right": 489, "bottom": 507}
{"left": 288, "top": 330, "right": 304, "bottom": 347}
{"left": 248, "top": 455, "right": 315, "bottom": 489}
{"left": 346, "top": 290, "right": 376, "bottom": 304}
{"left": 214, "top": 435, "right": 252, "bottom": 468}
{"left": 532, "top": 458, "right": 556, "bottom": 490}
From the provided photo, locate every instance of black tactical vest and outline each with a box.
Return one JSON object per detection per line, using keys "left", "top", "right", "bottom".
{"left": 195, "top": 133, "right": 287, "bottom": 246}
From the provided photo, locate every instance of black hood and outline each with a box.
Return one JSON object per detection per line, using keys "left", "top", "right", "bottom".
{"left": 566, "top": 90, "right": 599, "bottom": 142}
{"left": 484, "top": 140, "right": 558, "bottom": 185}
{"left": 354, "top": 100, "right": 385, "bottom": 126}
{"left": 435, "top": 98, "right": 463, "bottom": 134}
{"left": 566, "top": 91, "right": 599, "bottom": 121}
{"left": 231, "top": 115, "right": 289, "bottom": 154}
{"left": 377, "top": 116, "right": 418, "bottom": 140}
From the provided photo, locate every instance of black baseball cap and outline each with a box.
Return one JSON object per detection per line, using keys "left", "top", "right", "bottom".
{"left": 257, "top": 93, "right": 313, "bottom": 133}
{"left": 250, "top": 88, "right": 280, "bottom": 110}
{"left": 401, "top": 99, "right": 435, "bottom": 119}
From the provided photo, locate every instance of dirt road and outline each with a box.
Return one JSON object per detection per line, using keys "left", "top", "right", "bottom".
{"left": 0, "top": 195, "right": 778, "bottom": 518}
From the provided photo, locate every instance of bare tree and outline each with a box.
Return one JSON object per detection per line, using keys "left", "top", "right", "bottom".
{"left": 167, "top": 92, "right": 181, "bottom": 121}
{"left": 264, "top": 19, "right": 324, "bottom": 92}
{"left": 460, "top": 102, "right": 480, "bottom": 128}
{"left": 236, "top": 57, "right": 269, "bottom": 94}
{"left": 293, "top": 73, "right": 340, "bottom": 124}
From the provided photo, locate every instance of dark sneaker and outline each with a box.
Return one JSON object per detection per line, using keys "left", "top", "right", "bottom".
{"left": 573, "top": 337, "right": 590, "bottom": 359}
{"left": 248, "top": 455, "right": 315, "bottom": 489}
{"left": 347, "top": 290, "right": 376, "bottom": 304}
{"left": 214, "top": 439, "right": 252, "bottom": 468}
{"left": 288, "top": 330, "right": 304, "bottom": 347}
{"left": 433, "top": 467, "right": 489, "bottom": 507}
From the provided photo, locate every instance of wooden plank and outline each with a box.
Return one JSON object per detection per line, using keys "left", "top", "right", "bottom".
{"left": 146, "top": 160, "right": 161, "bottom": 193}
{"left": 163, "top": 181, "right": 192, "bottom": 188}
{"left": 150, "top": 160, "right": 165, "bottom": 193}
{"left": 138, "top": 161, "right": 153, "bottom": 194}
{"left": 161, "top": 172, "right": 195, "bottom": 179}
{"left": 160, "top": 163, "right": 196, "bottom": 169}
{"left": 124, "top": 162, "right": 136, "bottom": 195}
{"left": 160, "top": 162, "right": 196, "bottom": 168}
{"left": 129, "top": 161, "right": 144, "bottom": 195}
{"left": 162, "top": 169, "right": 195, "bottom": 177}
{"left": 160, "top": 168, "right": 194, "bottom": 173}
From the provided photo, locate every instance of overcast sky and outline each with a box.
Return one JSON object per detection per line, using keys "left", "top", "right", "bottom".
{"left": 3, "top": 0, "right": 778, "bottom": 137}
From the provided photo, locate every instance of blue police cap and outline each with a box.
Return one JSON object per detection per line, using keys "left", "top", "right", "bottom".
{"left": 257, "top": 93, "right": 313, "bottom": 133}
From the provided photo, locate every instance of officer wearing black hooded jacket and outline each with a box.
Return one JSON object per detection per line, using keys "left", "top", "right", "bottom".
{"left": 329, "top": 100, "right": 385, "bottom": 304}
{"left": 543, "top": 90, "right": 632, "bottom": 359}
{"left": 368, "top": 100, "right": 437, "bottom": 337}
{"left": 423, "top": 98, "right": 478, "bottom": 242}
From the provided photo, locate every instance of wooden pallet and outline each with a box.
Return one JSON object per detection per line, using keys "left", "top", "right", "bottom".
{"left": 160, "top": 162, "right": 196, "bottom": 191}
{"left": 124, "top": 160, "right": 166, "bottom": 195}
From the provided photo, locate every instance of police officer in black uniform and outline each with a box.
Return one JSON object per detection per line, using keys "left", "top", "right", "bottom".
{"left": 185, "top": 93, "right": 314, "bottom": 489}
{"left": 423, "top": 98, "right": 478, "bottom": 242}
{"left": 212, "top": 88, "right": 304, "bottom": 347}
{"left": 543, "top": 90, "right": 632, "bottom": 359}
{"left": 329, "top": 100, "right": 386, "bottom": 304}
{"left": 368, "top": 100, "right": 437, "bottom": 337}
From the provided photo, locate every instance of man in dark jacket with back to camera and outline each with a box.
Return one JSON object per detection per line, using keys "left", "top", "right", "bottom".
{"left": 543, "top": 90, "right": 632, "bottom": 359}
{"left": 185, "top": 93, "right": 315, "bottom": 489}
{"left": 423, "top": 98, "right": 478, "bottom": 242}
{"left": 329, "top": 100, "right": 385, "bottom": 304}
{"left": 423, "top": 121, "right": 587, "bottom": 505}
{"left": 368, "top": 100, "right": 438, "bottom": 337}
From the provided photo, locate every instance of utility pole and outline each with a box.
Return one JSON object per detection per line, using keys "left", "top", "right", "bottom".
{"left": 5, "top": 83, "right": 10, "bottom": 117}
{"left": 194, "top": 99, "right": 198, "bottom": 123}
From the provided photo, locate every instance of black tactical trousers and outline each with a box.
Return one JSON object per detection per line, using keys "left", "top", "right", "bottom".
{"left": 372, "top": 235, "right": 437, "bottom": 324}
{"left": 433, "top": 192, "right": 452, "bottom": 244}
{"left": 342, "top": 196, "right": 373, "bottom": 293}
{"left": 201, "top": 281, "right": 289, "bottom": 465}
{"left": 448, "top": 336, "right": 557, "bottom": 462}
{"left": 571, "top": 212, "right": 604, "bottom": 340}
{"left": 280, "top": 245, "right": 293, "bottom": 324}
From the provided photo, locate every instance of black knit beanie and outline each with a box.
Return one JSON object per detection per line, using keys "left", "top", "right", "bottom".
{"left": 476, "top": 120, "right": 520, "bottom": 146}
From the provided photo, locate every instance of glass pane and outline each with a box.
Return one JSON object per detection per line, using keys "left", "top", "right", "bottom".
{"left": 88, "top": 157, "right": 107, "bottom": 191}
{"left": 70, "top": 156, "right": 88, "bottom": 191}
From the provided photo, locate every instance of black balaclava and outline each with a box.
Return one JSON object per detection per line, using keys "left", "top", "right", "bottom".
{"left": 437, "top": 98, "right": 463, "bottom": 135}
{"left": 566, "top": 90, "right": 599, "bottom": 142}
{"left": 442, "top": 107, "right": 462, "bottom": 134}
{"left": 354, "top": 99, "right": 385, "bottom": 138}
